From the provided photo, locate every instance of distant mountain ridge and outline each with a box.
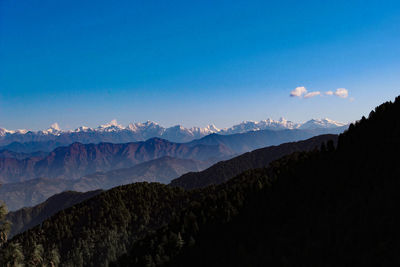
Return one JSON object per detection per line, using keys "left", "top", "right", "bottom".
{"left": 0, "top": 118, "right": 347, "bottom": 146}
{"left": 0, "top": 138, "right": 232, "bottom": 184}
{"left": 0, "top": 127, "right": 347, "bottom": 184}
{"left": 0, "top": 156, "right": 211, "bottom": 211}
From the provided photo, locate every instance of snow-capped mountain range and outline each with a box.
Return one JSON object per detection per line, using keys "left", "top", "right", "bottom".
{"left": 0, "top": 118, "right": 348, "bottom": 146}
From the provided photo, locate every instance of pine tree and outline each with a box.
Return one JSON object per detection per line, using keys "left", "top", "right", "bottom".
{"left": 45, "top": 247, "right": 60, "bottom": 267}
{"left": 0, "top": 242, "right": 25, "bottom": 267}
{"left": 0, "top": 202, "right": 11, "bottom": 248}
{"left": 27, "top": 243, "right": 44, "bottom": 266}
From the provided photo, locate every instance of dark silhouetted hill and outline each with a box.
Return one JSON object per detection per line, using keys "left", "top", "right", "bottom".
{"left": 171, "top": 134, "right": 337, "bottom": 189}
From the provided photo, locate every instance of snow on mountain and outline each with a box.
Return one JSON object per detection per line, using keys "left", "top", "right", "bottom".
{"left": 298, "top": 118, "right": 347, "bottom": 130}
{"left": 127, "top": 121, "right": 164, "bottom": 137}
{"left": 96, "top": 119, "right": 125, "bottom": 132}
{"left": 190, "top": 125, "right": 220, "bottom": 136}
{"left": 74, "top": 126, "right": 92, "bottom": 132}
{"left": 219, "top": 117, "right": 301, "bottom": 134}
{"left": 0, "top": 118, "right": 348, "bottom": 145}
{"left": 50, "top": 123, "right": 61, "bottom": 131}
{"left": 0, "top": 128, "right": 28, "bottom": 136}
{"left": 0, "top": 128, "right": 13, "bottom": 137}
{"left": 41, "top": 123, "right": 62, "bottom": 135}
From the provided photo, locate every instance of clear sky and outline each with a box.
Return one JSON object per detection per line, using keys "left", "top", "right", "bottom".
{"left": 1, "top": 0, "right": 399, "bottom": 130}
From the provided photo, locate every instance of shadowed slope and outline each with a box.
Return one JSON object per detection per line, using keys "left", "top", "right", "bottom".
{"left": 171, "top": 134, "right": 337, "bottom": 189}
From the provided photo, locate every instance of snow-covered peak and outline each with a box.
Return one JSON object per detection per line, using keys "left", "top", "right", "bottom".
{"left": 50, "top": 123, "right": 60, "bottom": 131}
{"left": 0, "top": 128, "right": 29, "bottom": 136}
{"left": 14, "top": 129, "right": 28, "bottom": 134}
{"left": 101, "top": 119, "right": 121, "bottom": 128}
{"left": 126, "top": 123, "right": 137, "bottom": 131}
{"left": 127, "top": 121, "right": 162, "bottom": 133}
{"left": 46, "top": 123, "right": 61, "bottom": 133}
{"left": 220, "top": 118, "right": 302, "bottom": 134}
{"left": 74, "top": 126, "right": 92, "bottom": 132}
{"left": 204, "top": 124, "right": 220, "bottom": 133}
{"left": 299, "top": 118, "right": 347, "bottom": 129}
{"left": 0, "top": 128, "right": 14, "bottom": 137}
{"left": 38, "top": 123, "right": 62, "bottom": 135}
{"left": 97, "top": 119, "right": 124, "bottom": 132}
{"left": 143, "top": 120, "right": 159, "bottom": 126}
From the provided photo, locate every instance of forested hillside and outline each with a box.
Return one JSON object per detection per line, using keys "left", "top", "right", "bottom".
{"left": 1, "top": 183, "right": 193, "bottom": 266}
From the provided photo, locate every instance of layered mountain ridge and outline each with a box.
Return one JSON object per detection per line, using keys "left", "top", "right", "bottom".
{"left": 0, "top": 156, "right": 210, "bottom": 211}
{"left": 0, "top": 127, "right": 345, "bottom": 184}
{"left": 0, "top": 138, "right": 231, "bottom": 184}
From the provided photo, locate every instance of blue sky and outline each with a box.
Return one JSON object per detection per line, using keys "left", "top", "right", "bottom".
{"left": 1, "top": 0, "right": 399, "bottom": 130}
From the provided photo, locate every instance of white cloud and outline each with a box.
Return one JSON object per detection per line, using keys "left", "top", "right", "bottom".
{"left": 290, "top": 86, "right": 350, "bottom": 100}
{"left": 334, "top": 88, "right": 348, "bottom": 98}
{"left": 304, "top": 91, "right": 321, "bottom": 98}
{"left": 290, "top": 86, "right": 307, "bottom": 97}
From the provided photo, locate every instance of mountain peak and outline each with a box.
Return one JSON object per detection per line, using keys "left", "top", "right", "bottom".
{"left": 206, "top": 124, "right": 219, "bottom": 132}
{"left": 103, "top": 119, "right": 120, "bottom": 127}
{"left": 299, "top": 118, "right": 347, "bottom": 129}
{"left": 74, "top": 126, "right": 91, "bottom": 132}
{"left": 50, "top": 122, "right": 60, "bottom": 131}
{"left": 98, "top": 119, "right": 124, "bottom": 131}
{"left": 0, "top": 128, "right": 13, "bottom": 136}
